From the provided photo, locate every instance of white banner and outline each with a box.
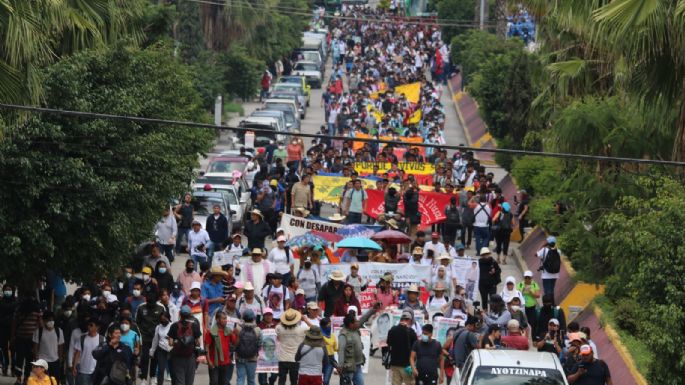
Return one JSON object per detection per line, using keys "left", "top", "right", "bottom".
{"left": 451, "top": 257, "right": 480, "bottom": 302}
{"left": 279, "top": 213, "right": 344, "bottom": 237}
{"left": 257, "top": 328, "right": 278, "bottom": 373}
{"left": 434, "top": 316, "right": 463, "bottom": 345}
{"left": 319, "top": 262, "right": 432, "bottom": 288}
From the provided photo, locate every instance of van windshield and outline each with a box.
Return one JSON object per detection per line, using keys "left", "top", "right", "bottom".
{"left": 471, "top": 366, "right": 565, "bottom": 385}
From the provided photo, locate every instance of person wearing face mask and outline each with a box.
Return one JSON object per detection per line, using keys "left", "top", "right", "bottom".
{"left": 79, "top": 288, "right": 93, "bottom": 306}
{"left": 507, "top": 297, "right": 528, "bottom": 331}
{"left": 144, "top": 245, "right": 171, "bottom": 276}
{"left": 386, "top": 312, "right": 418, "bottom": 385}
{"left": 409, "top": 324, "right": 444, "bottom": 385}
{"left": 72, "top": 319, "right": 103, "bottom": 385}
{"left": 126, "top": 282, "right": 146, "bottom": 316}
{"left": 168, "top": 306, "right": 202, "bottom": 385}
{"left": 136, "top": 292, "right": 165, "bottom": 385}
{"left": 118, "top": 317, "right": 141, "bottom": 357}
{"left": 150, "top": 312, "right": 173, "bottom": 385}
{"left": 32, "top": 312, "right": 65, "bottom": 382}
{"left": 177, "top": 260, "right": 202, "bottom": 296}
{"left": 140, "top": 266, "right": 160, "bottom": 299}
{"left": 0, "top": 284, "right": 17, "bottom": 376}
{"left": 152, "top": 261, "right": 174, "bottom": 294}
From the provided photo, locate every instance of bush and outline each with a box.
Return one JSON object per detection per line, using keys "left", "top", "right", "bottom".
{"left": 220, "top": 46, "right": 264, "bottom": 102}
{"left": 612, "top": 298, "right": 641, "bottom": 335}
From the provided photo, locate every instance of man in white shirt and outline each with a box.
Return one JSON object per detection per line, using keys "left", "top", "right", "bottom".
{"left": 72, "top": 319, "right": 103, "bottom": 385}
{"left": 218, "top": 233, "right": 246, "bottom": 270}
{"left": 423, "top": 232, "right": 446, "bottom": 261}
{"left": 536, "top": 236, "right": 561, "bottom": 301}
{"left": 32, "top": 312, "right": 64, "bottom": 379}
{"left": 303, "top": 302, "right": 321, "bottom": 328}
{"left": 239, "top": 248, "right": 271, "bottom": 296}
{"left": 188, "top": 220, "right": 210, "bottom": 268}
{"left": 473, "top": 196, "right": 492, "bottom": 255}
{"left": 267, "top": 236, "right": 295, "bottom": 286}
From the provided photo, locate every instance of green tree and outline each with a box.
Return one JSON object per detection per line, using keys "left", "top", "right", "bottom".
{"left": 0, "top": 0, "right": 145, "bottom": 104}
{"left": 435, "top": 0, "right": 476, "bottom": 42}
{"left": 602, "top": 176, "right": 685, "bottom": 384}
{"left": 450, "top": 30, "right": 522, "bottom": 84}
{"left": 220, "top": 46, "right": 264, "bottom": 101}
{"left": 0, "top": 43, "right": 214, "bottom": 285}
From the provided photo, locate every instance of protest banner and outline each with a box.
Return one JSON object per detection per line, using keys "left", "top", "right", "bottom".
{"left": 395, "top": 82, "right": 421, "bottom": 103}
{"left": 312, "top": 175, "right": 376, "bottom": 205}
{"left": 434, "top": 317, "right": 463, "bottom": 345}
{"left": 354, "top": 162, "right": 435, "bottom": 176}
{"left": 279, "top": 213, "right": 344, "bottom": 238}
{"left": 364, "top": 189, "right": 454, "bottom": 227}
{"left": 370, "top": 309, "right": 401, "bottom": 347}
{"left": 451, "top": 257, "right": 480, "bottom": 302}
{"left": 319, "top": 262, "right": 432, "bottom": 291}
{"left": 257, "top": 328, "right": 279, "bottom": 373}
{"left": 358, "top": 284, "right": 377, "bottom": 309}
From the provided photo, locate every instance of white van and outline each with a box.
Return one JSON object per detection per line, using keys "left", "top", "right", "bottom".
{"left": 456, "top": 350, "right": 569, "bottom": 385}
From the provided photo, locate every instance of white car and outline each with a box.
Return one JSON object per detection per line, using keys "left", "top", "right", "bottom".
{"left": 194, "top": 174, "right": 251, "bottom": 230}
{"left": 456, "top": 350, "right": 569, "bottom": 385}
{"left": 293, "top": 61, "right": 323, "bottom": 89}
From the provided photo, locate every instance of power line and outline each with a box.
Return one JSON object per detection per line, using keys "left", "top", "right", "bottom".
{"left": 1, "top": 103, "right": 683, "bottom": 167}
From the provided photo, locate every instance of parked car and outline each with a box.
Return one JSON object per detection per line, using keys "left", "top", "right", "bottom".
{"left": 261, "top": 104, "right": 300, "bottom": 132}
{"left": 268, "top": 90, "right": 305, "bottom": 119}
{"left": 190, "top": 190, "right": 234, "bottom": 239}
{"left": 277, "top": 75, "right": 311, "bottom": 102}
{"left": 205, "top": 155, "right": 259, "bottom": 187}
{"left": 292, "top": 61, "right": 323, "bottom": 89}
{"left": 264, "top": 98, "right": 300, "bottom": 121}
{"left": 193, "top": 175, "right": 250, "bottom": 230}
{"left": 271, "top": 82, "right": 310, "bottom": 106}
{"left": 249, "top": 109, "right": 292, "bottom": 133}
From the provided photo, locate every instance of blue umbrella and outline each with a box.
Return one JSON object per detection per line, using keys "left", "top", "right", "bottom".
{"left": 336, "top": 224, "right": 376, "bottom": 239}
{"left": 285, "top": 233, "right": 329, "bottom": 248}
{"left": 336, "top": 237, "right": 382, "bottom": 251}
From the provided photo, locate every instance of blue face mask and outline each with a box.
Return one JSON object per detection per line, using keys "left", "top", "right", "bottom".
{"left": 421, "top": 335, "right": 430, "bottom": 342}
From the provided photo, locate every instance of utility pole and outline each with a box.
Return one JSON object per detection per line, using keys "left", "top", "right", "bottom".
{"left": 214, "top": 95, "right": 222, "bottom": 126}
{"left": 479, "top": 0, "right": 486, "bottom": 30}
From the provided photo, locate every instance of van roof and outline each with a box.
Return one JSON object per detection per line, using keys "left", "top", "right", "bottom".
{"left": 472, "top": 350, "right": 562, "bottom": 371}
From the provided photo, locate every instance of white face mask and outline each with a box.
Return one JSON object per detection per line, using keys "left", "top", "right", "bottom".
{"left": 102, "top": 291, "right": 111, "bottom": 297}
{"left": 45, "top": 321, "right": 55, "bottom": 328}
{"left": 125, "top": 272, "right": 132, "bottom": 279}
{"left": 63, "top": 310, "right": 73, "bottom": 318}
{"left": 132, "top": 290, "right": 141, "bottom": 297}
{"left": 82, "top": 294, "right": 91, "bottom": 302}
{"left": 510, "top": 305, "right": 521, "bottom": 313}
{"left": 142, "top": 274, "right": 150, "bottom": 282}
{"left": 121, "top": 323, "right": 130, "bottom": 332}
{"left": 3, "top": 290, "right": 12, "bottom": 297}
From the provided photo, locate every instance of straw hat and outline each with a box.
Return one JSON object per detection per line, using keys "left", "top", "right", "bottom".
{"left": 305, "top": 326, "right": 323, "bottom": 340}
{"left": 243, "top": 282, "right": 255, "bottom": 291}
{"left": 412, "top": 246, "right": 423, "bottom": 255}
{"left": 295, "top": 207, "right": 310, "bottom": 216}
{"left": 407, "top": 284, "right": 420, "bottom": 293}
{"left": 438, "top": 253, "right": 452, "bottom": 261}
{"left": 251, "top": 209, "right": 263, "bottom": 218}
{"left": 480, "top": 247, "right": 491, "bottom": 255}
{"left": 386, "top": 219, "right": 399, "bottom": 229}
{"left": 209, "top": 266, "right": 228, "bottom": 278}
{"left": 433, "top": 282, "right": 447, "bottom": 292}
{"left": 280, "top": 308, "right": 302, "bottom": 326}
{"left": 251, "top": 248, "right": 263, "bottom": 255}
{"left": 328, "top": 213, "right": 346, "bottom": 221}
{"left": 329, "top": 270, "right": 346, "bottom": 281}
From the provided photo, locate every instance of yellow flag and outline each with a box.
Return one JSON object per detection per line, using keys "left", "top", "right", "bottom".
{"left": 394, "top": 82, "right": 421, "bottom": 103}
{"left": 312, "top": 176, "right": 376, "bottom": 206}
{"left": 407, "top": 109, "right": 421, "bottom": 124}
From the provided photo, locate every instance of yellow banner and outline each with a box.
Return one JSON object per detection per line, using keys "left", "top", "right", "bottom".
{"left": 395, "top": 82, "right": 421, "bottom": 103}
{"left": 353, "top": 162, "right": 435, "bottom": 175}
{"left": 407, "top": 109, "right": 421, "bottom": 124}
{"left": 312, "top": 176, "right": 376, "bottom": 205}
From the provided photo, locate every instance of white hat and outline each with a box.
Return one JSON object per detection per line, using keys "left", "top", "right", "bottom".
{"left": 190, "top": 281, "right": 202, "bottom": 291}
{"left": 347, "top": 305, "right": 359, "bottom": 316}
{"left": 277, "top": 235, "right": 286, "bottom": 242}
{"left": 31, "top": 359, "right": 49, "bottom": 370}
{"left": 479, "top": 247, "right": 491, "bottom": 255}
{"left": 549, "top": 318, "right": 560, "bottom": 326}
{"left": 295, "top": 288, "right": 305, "bottom": 295}
{"left": 276, "top": 227, "right": 284, "bottom": 233}
{"left": 243, "top": 282, "right": 255, "bottom": 291}
{"left": 505, "top": 276, "right": 516, "bottom": 285}
{"left": 523, "top": 270, "right": 534, "bottom": 278}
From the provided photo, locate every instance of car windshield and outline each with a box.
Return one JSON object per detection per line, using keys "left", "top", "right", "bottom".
{"left": 296, "top": 63, "right": 318, "bottom": 71}
{"left": 471, "top": 367, "right": 565, "bottom": 385}
{"left": 274, "top": 85, "right": 302, "bottom": 94}
{"left": 207, "top": 160, "right": 245, "bottom": 173}
{"left": 264, "top": 106, "right": 295, "bottom": 123}
{"left": 303, "top": 52, "right": 320, "bottom": 61}
{"left": 280, "top": 77, "right": 301, "bottom": 84}
{"left": 192, "top": 195, "right": 224, "bottom": 216}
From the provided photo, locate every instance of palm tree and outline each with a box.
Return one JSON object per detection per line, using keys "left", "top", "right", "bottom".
{"left": 592, "top": 0, "right": 685, "bottom": 161}
{"left": 0, "top": 0, "right": 144, "bottom": 105}
{"left": 495, "top": 0, "right": 507, "bottom": 38}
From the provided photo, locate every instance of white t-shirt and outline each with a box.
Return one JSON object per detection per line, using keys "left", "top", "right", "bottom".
{"left": 262, "top": 285, "right": 290, "bottom": 319}
{"left": 33, "top": 327, "right": 65, "bottom": 362}
{"left": 473, "top": 203, "right": 492, "bottom": 228}
{"left": 423, "top": 241, "right": 446, "bottom": 259}
{"left": 536, "top": 247, "right": 561, "bottom": 279}
{"left": 74, "top": 333, "right": 101, "bottom": 374}
{"left": 268, "top": 247, "right": 292, "bottom": 275}
{"left": 68, "top": 329, "right": 83, "bottom": 369}
{"left": 304, "top": 316, "right": 321, "bottom": 328}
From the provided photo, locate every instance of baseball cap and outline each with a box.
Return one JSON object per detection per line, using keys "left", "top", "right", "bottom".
{"left": 431, "top": 232, "right": 439, "bottom": 238}
{"left": 548, "top": 318, "right": 560, "bottom": 326}
{"left": 400, "top": 311, "right": 413, "bottom": 320}
{"left": 523, "top": 270, "right": 534, "bottom": 278}
{"left": 347, "top": 305, "right": 359, "bottom": 316}
{"left": 546, "top": 236, "right": 557, "bottom": 244}
{"left": 142, "top": 266, "right": 152, "bottom": 275}
{"left": 455, "top": 243, "right": 465, "bottom": 251}
{"left": 180, "top": 305, "right": 191, "bottom": 315}
{"left": 579, "top": 344, "right": 593, "bottom": 356}
{"left": 31, "top": 359, "right": 49, "bottom": 370}
{"left": 277, "top": 235, "right": 286, "bottom": 242}
{"left": 263, "top": 307, "right": 274, "bottom": 315}
{"left": 190, "top": 281, "right": 202, "bottom": 291}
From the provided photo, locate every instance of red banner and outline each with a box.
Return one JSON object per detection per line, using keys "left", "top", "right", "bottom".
{"left": 364, "top": 189, "right": 454, "bottom": 227}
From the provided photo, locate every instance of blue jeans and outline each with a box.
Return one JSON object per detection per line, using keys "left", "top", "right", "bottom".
{"left": 341, "top": 365, "right": 364, "bottom": 385}
{"left": 76, "top": 373, "right": 93, "bottom": 385}
{"left": 192, "top": 254, "right": 208, "bottom": 271}
{"left": 347, "top": 212, "right": 362, "bottom": 224}
{"left": 323, "top": 357, "right": 334, "bottom": 385}
{"left": 328, "top": 123, "right": 336, "bottom": 137}
{"left": 236, "top": 361, "right": 257, "bottom": 385}
{"left": 226, "top": 363, "right": 234, "bottom": 385}
{"left": 176, "top": 227, "right": 190, "bottom": 253}
{"left": 542, "top": 279, "right": 557, "bottom": 301}
{"left": 474, "top": 226, "right": 490, "bottom": 255}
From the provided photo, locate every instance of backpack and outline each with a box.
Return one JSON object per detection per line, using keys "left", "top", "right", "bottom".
{"left": 38, "top": 327, "right": 61, "bottom": 346}
{"left": 445, "top": 206, "right": 461, "bottom": 226}
{"left": 542, "top": 248, "right": 561, "bottom": 274}
{"left": 236, "top": 325, "right": 260, "bottom": 359}
{"left": 174, "top": 322, "right": 196, "bottom": 353}
{"left": 498, "top": 212, "right": 513, "bottom": 231}
{"left": 109, "top": 359, "right": 128, "bottom": 385}
{"left": 535, "top": 306, "right": 560, "bottom": 321}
